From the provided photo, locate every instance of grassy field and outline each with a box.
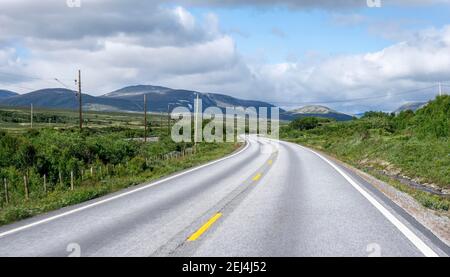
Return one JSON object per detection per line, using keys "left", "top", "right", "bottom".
{"left": 0, "top": 106, "right": 240, "bottom": 226}
{"left": 0, "top": 105, "right": 171, "bottom": 134}
{"left": 281, "top": 96, "right": 450, "bottom": 214}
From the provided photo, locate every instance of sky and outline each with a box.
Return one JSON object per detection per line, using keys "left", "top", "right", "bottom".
{"left": 1, "top": 0, "right": 450, "bottom": 113}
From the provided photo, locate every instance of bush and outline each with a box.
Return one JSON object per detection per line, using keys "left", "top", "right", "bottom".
{"left": 289, "top": 117, "right": 321, "bottom": 131}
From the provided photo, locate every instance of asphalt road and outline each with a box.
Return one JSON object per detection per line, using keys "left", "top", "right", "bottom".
{"left": 0, "top": 136, "right": 448, "bottom": 257}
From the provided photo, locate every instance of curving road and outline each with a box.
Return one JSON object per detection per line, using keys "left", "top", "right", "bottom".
{"left": 0, "top": 136, "right": 448, "bottom": 257}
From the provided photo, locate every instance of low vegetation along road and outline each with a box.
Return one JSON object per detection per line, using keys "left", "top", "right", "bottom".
{"left": 0, "top": 136, "right": 448, "bottom": 257}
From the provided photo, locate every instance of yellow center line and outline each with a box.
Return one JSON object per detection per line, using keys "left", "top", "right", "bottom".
{"left": 187, "top": 213, "right": 223, "bottom": 241}
{"left": 252, "top": 173, "right": 262, "bottom": 181}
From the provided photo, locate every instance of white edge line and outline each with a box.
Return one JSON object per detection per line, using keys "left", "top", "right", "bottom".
{"left": 0, "top": 140, "right": 250, "bottom": 239}
{"left": 293, "top": 143, "right": 439, "bottom": 257}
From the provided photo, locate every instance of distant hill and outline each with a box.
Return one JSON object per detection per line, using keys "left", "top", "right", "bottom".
{"left": 0, "top": 86, "right": 355, "bottom": 121}
{"left": 286, "top": 105, "right": 354, "bottom": 121}
{"left": 0, "top": 88, "right": 140, "bottom": 112}
{"left": 290, "top": 105, "right": 337, "bottom": 114}
{"left": 101, "top": 85, "right": 282, "bottom": 117}
{"left": 394, "top": 102, "right": 428, "bottom": 113}
{"left": 0, "top": 86, "right": 283, "bottom": 118}
{"left": 353, "top": 112, "right": 366, "bottom": 118}
{"left": 0, "top": 90, "right": 18, "bottom": 100}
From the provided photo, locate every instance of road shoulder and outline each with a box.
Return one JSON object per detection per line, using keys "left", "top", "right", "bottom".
{"left": 308, "top": 146, "right": 450, "bottom": 250}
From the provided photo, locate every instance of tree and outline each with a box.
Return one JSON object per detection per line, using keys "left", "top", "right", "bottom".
{"left": 289, "top": 117, "right": 320, "bottom": 131}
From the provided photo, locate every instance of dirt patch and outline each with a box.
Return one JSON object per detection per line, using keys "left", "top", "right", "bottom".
{"left": 359, "top": 159, "right": 450, "bottom": 197}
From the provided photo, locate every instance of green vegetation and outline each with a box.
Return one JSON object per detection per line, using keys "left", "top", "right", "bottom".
{"left": 281, "top": 95, "right": 450, "bottom": 213}
{"left": 0, "top": 106, "right": 164, "bottom": 134}
{"left": 0, "top": 108, "right": 240, "bottom": 226}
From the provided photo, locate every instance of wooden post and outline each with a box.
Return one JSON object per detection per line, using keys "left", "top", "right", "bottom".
{"left": 167, "top": 103, "right": 171, "bottom": 135}
{"left": 90, "top": 167, "right": 93, "bottom": 177}
{"left": 70, "top": 171, "right": 74, "bottom": 191}
{"left": 23, "top": 175, "right": 29, "bottom": 200}
{"left": 59, "top": 171, "right": 63, "bottom": 186}
{"left": 3, "top": 178, "right": 8, "bottom": 204}
{"left": 144, "top": 94, "right": 148, "bottom": 143}
{"left": 30, "top": 103, "right": 33, "bottom": 129}
{"left": 43, "top": 174, "right": 47, "bottom": 193}
{"left": 78, "top": 70, "right": 83, "bottom": 131}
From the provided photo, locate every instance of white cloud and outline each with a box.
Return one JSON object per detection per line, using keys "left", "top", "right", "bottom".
{"left": 1, "top": 1, "right": 450, "bottom": 113}
{"left": 249, "top": 25, "right": 450, "bottom": 112}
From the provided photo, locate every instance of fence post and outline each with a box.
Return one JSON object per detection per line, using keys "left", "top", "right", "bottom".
{"left": 70, "top": 171, "right": 74, "bottom": 191}
{"left": 59, "top": 171, "right": 63, "bottom": 186}
{"left": 3, "top": 178, "right": 8, "bottom": 204}
{"left": 23, "top": 175, "right": 29, "bottom": 200}
{"left": 90, "top": 167, "right": 93, "bottom": 177}
{"left": 43, "top": 174, "right": 47, "bottom": 193}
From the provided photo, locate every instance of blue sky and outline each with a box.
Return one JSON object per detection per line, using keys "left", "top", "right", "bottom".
{"left": 1, "top": 1, "right": 450, "bottom": 113}
{"left": 187, "top": 4, "right": 450, "bottom": 63}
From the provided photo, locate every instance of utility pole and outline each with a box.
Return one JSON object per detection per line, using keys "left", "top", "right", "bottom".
{"left": 30, "top": 103, "right": 33, "bottom": 129}
{"left": 77, "top": 70, "right": 83, "bottom": 131}
{"left": 167, "top": 103, "right": 175, "bottom": 135}
{"left": 167, "top": 103, "right": 170, "bottom": 135}
{"left": 439, "top": 82, "right": 442, "bottom": 96}
{"left": 144, "top": 94, "right": 147, "bottom": 143}
{"left": 194, "top": 94, "right": 199, "bottom": 152}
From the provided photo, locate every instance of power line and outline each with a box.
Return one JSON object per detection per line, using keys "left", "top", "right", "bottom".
{"left": 54, "top": 78, "right": 76, "bottom": 91}
{"left": 0, "top": 70, "right": 49, "bottom": 81}
{"left": 268, "top": 85, "right": 439, "bottom": 106}
{"left": 0, "top": 83, "right": 39, "bottom": 92}
{"left": 0, "top": 70, "right": 73, "bottom": 82}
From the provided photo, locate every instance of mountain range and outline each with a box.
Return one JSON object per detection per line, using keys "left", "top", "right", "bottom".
{"left": 394, "top": 102, "right": 428, "bottom": 113}
{"left": 286, "top": 105, "right": 354, "bottom": 121}
{"left": 0, "top": 90, "right": 18, "bottom": 100}
{"left": 0, "top": 85, "right": 355, "bottom": 121}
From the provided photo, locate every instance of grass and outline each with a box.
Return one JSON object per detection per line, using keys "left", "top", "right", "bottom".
{"left": 0, "top": 142, "right": 240, "bottom": 226}
{"left": 282, "top": 133, "right": 450, "bottom": 214}
{"left": 0, "top": 105, "right": 170, "bottom": 134}
{"left": 280, "top": 96, "right": 450, "bottom": 214}
{"left": 0, "top": 106, "right": 242, "bottom": 226}
{"left": 290, "top": 133, "right": 449, "bottom": 188}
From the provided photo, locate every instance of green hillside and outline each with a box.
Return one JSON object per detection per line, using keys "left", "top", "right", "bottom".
{"left": 281, "top": 95, "right": 450, "bottom": 212}
{"left": 0, "top": 109, "right": 239, "bottom": 226}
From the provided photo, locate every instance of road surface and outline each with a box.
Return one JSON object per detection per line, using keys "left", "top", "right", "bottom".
{"left": 0, "top": 136, "right": 448, "bottom": 257}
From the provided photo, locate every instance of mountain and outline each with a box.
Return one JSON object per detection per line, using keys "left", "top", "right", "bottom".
{"left": 286, "top": 105, "right": 354, "bottom": 121}
{"left": 0, "top": 88, "right": 140, "bottom": 112}
{"left": 0, "top": 86, "right": 353, "bottom": 121}
{"left": 394, "top": 102, "right": 428, "bottom": 113}
{"left": 103, "top": 85, "right": 172, "bottom": 98}
{"left": 290, "top": 105, "right": 336, "bottom": 114}
{"left": 0, "top": 89, "right": 18, "bottom": 100}
{"left": 101, "top": 85, "right": 283, "bottom": 117}
{"left": 0, "top": 86, "right": 282, "bottom": 117}
{"left": 353, "top": 112, "right": 366, "bottom": 118}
